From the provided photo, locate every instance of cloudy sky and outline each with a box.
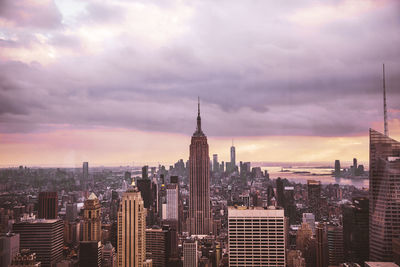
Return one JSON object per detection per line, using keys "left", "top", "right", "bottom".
{"left": 0, "top": 0, "right": 399, "bottom": 167}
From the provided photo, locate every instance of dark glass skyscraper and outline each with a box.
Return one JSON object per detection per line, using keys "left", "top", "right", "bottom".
{"left": 189, "top": 100, "right": 212, "bottom": 235}
{"left": 369, "top": 129, "right": 400, "bottom": 261}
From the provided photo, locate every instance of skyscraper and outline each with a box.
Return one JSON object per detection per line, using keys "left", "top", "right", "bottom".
{"left": 38, "top": 192, "right": 58, "bottom": 219}
{"left": 230, "top": 142, "right": 236, "bottom": 169}
{"left": 13, "top": 219, "right": 64, "bottom": 267}
{"left": 83, "top": 193, "right": 102, "bottom": 242}
{"left": 334, "top": 160, "right": 341, "bottom": 177}
{"left": 228, "top": 206, "right": 286, "bottom": 266}
{"left": 343, "top": 197, "right": 369, "bottom": 264}
{"left": 0, "top": 233, "right": 20, "bottom": 267}
{"left": 369, "top": 129, "right": 400, "bottom": 261}
{"left": 117, "top": 182, "right": 147, "bottom": 267}
{"left": 189, "top": 99, "right": 212, "bottom": 235}
{"left": 316, "top": 222, "right": 328, "bottom": 267}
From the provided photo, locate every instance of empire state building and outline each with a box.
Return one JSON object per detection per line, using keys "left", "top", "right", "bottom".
{"left": 189, "top": 99, "right": 212, "bottom": 235}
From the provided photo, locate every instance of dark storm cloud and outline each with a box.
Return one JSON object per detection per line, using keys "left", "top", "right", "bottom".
{"left": 0, "top": 0, "right": 399, "bottom": 137}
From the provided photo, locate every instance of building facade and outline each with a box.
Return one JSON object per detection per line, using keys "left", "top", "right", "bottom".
{"left": 228, "top": 206, "right": 286, "bottom": 266}
{"left": 369, "top": 129, "right": 400, "bottom": 261}
{"left": 13, "top": 219, "right": 63, "bottom": 267}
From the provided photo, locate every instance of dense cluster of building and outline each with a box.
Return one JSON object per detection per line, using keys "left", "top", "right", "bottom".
{"left": 0, "top": 104, "right": 400, "bottom": 267}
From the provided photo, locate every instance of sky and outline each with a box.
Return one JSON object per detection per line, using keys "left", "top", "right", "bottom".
{"left": 0, "top": 0, "right": 399, "bottom": 167}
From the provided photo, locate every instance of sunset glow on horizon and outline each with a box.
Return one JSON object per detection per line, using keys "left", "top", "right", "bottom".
{"left": 1, "top": 0, "right": 399, "bottom": 167}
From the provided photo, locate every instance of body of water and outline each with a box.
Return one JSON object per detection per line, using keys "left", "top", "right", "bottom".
{"left": 260, "top": 166, "right": 369, "bottom": 188}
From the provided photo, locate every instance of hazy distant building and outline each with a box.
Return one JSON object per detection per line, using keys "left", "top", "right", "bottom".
{"left": 369, "top": 129, "right": 400, "bottom": 261}
{"left": 212, "top": 154, "right": 219, "bottom": 172}
{"left": 13, "top": 219, "right": 63, "bottom": 267}
{"left": 83, "top": 193, "right": 101, "bottom": 242}
{"left": 228, "top": 206, "right": 286, "bottom": 266}
{"left": 0, "top": 232, "right": 20, "bottom": 267}
{"left": 38, "top": 192, "right": 58, "bottom": 219}
{"left": 183, "top": 240, "right": 198, "bottom": 267}
{"left": 83, "top": 162, "right": 89, "bottom": 180}
{"left": 189, "top": 100, "right": 212, "bottom": 235}
{"left": 334, "top": 160, "right": 341, "bottom": 176}
{"left": 230, "top": 144, "right": 236, "bottom": 170}
{"left": 117, "top": 182, "right": 147, "bottom": 267}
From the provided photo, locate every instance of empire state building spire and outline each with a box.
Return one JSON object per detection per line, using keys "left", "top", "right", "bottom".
{"left": 194, "top": 97, "right": 205, "bottom": 137}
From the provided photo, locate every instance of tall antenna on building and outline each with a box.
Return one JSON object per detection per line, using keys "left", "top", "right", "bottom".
{"left": 383, "top": 63, "right": 388, "bottom": 136}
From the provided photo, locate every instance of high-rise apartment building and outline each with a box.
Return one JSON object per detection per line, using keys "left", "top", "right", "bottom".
{"left": 183, "top": 240, "right": 198, "bottom": 267}
{"left": 83, "top": 193, "right": 102, "bottom": 242}
{"left": 117, "top": 182, "right": 147, "bottom": 267}
{"left": 189, "top": 100, "right": 212, "bottom": 235}
{"left": 38, "top": 192, "right": 58, "bottom": 219}
{"left": 228, "top": 206, "right": 286, "bottom": 266}
{"left": 13, "top": 219, "right": 64, "bottom": 267}
{"left": 369, "top": 129, "right": 400, "bottom": 261}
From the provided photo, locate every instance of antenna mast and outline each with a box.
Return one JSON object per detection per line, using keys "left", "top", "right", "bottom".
{"left": 383, "top": 64, "right": 388, "bottom": 136}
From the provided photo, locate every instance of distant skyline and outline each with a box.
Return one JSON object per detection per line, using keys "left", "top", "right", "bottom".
{"left": 0, "top": 0, "right": 399, "bottom": 166}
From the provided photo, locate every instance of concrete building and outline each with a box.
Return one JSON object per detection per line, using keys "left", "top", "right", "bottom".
{"left": 228, "top": 206, "right": 286, "bottom": 266}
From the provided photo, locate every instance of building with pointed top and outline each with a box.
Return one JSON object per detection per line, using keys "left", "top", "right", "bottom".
{"left": 189, "top": 99, "right": 212, "bottom": 235}
{"left": 83, "top": 193, "right": 102, "bottom": 242}
{"left": 369, "top": 129, "right": 400, "bottom": 261}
